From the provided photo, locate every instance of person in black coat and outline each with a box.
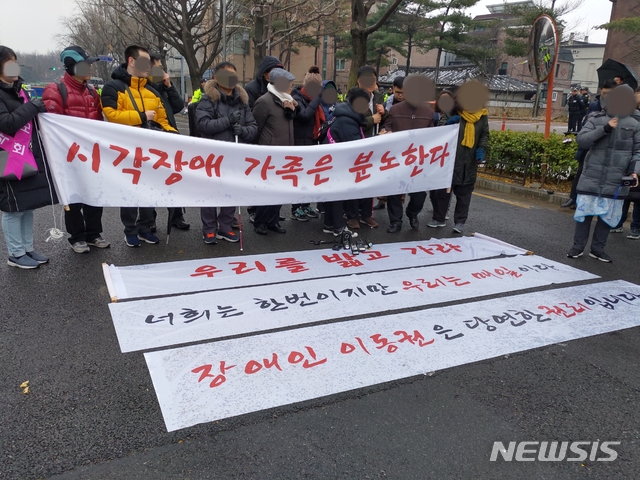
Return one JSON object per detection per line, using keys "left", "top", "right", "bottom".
{"left": 149, "top": 53, "right": 190, "bottom": 230}
{"left": 290, "top": 66, "right": 323, "bottom": 221}
{"left": 567, "top": 88, "right": 587, "bottom": 134}
{"left": 196, "top": 61, "right": 258, "bottom": 244}
{"left": 0, "top": 46, "right": 56, "bottom": 269}
{"left": 321, "top": 88, "right": 369, "bottom": 235}
{"left": 244, "top": 56, "right": 284, "bottom": 110}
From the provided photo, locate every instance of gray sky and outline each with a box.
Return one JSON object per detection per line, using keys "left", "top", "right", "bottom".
{"left": 0, "top": 0, "right": 612, "bottom": 54}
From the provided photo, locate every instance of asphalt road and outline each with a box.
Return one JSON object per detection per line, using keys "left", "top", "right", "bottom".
{"left": 1, "top": 186, "right": 639, "bottom": 480}
{"left": 488, "top": 119, "right": 568, "bottom": 134}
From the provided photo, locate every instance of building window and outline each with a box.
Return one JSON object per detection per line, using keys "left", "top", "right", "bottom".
{"left": 392, "top": 57, "right": 398, "bottom": 65}
{"left": 501, "top": 62, "right": 508, "bottom": 71}
{"left": 336, "top": 58, "right": 346, "bottom": 71}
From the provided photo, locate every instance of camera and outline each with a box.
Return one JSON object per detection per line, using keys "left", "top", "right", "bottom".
{"left": 621, "top": 175, "right": 638, "bottom": 187}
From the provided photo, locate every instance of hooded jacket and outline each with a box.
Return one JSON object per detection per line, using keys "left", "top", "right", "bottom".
{"left": 347, "top": 88, "right": 388, "bottom": 138}
{"left": 0, "top": 79, "right": 57, "bottom": 212}
{"left": 195, "top": 80, "right": 258, "bottom": 144}
{"left": 291, "top": 86, "right": 322, "bottom": 146}
{"left": 42, "top": 72, "right": 102, "bottom": 120}
{"left": 245, "top": 56, "right": 283, "bottom": 110}
{"left": 253, "top": 91, "right": 296, "bottom": 146}
{"left": 100, "top": 64, "right": 176, "bottom": 132}
{"left": 576, "top": 111, "right": 640, "bottom": 199}
{"left": 320, "top": 80, "right": 337, "bottom": 121}
{"left": 382, "top": 101, "right": 435, "bottom": 133}
{"left": 323, "top": 103, "right": 365, "bottom": 144}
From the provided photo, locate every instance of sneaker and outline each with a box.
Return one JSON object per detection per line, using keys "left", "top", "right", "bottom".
{"left": 303, "top": 205, "right": 318, "bottom": 218}
{"left": 87, "top": 236, "right": 110, "bottom": 248}
{"left": 7, "top": 254, "right": 39, "bottom": 269}
{"left": 452, "top": 223, "right": 464, "bottom": 234}
{"left": 249, "top": 214, "right": 256, "bottom": 224}
{"left": 427, "top": 220, "right": 446, "bottom": 228}
{"left": 124, "top": 235, "right": 141, "bottom": 247}
{"left": 566, "top": 248, "right": 583, "bottom": 259}
{"left": 334, "top": 227, "right": 357, "bottom": 237}
{"left": 322, "top": 225, "right": 334, "bottom": 234}
{"left": 610, "top": 227, "right": 624, "bottom": 233}
{"left": 217, "top": 231, "right": 239, "bottom": 243}
{"left": 628, "top": 228, "right": 640, "bottom": 240}
{"left": 26, "top": 251, "right": 49, "bottom": 264}
{"left": 203, "top": 233, "right": 218, "bottom": 245}
{"left": 137, "top": 232, "right": 160, "bottom": 244}
{"left": 171, "top": 217, "right": 190, "bottom": 230}
{"left": 290, "top": 208, "right": 309, "bottom": 222}
{"left": 71, "top": 241, "right": 90, "bottom": 254}
{"left": 347, "top": 218, "right": 360, "bottom": 229}
{"left": 589, "top": 251, "right": 612, "bottom": 263}
{"left": 360, "top": 217, "right": 379, "bottom": 228}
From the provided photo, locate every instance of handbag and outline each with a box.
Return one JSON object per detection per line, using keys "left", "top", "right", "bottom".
{"left": 0, "top": 90, "right": 38, "bottom": 181}
{"left": 125, "top": 86, "right": 166, "bottom": 131}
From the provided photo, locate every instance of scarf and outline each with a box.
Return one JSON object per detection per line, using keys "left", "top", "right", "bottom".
{"left": 460, "top": 109, "right": 488, "bottom": 148}
{"left": 267, "top": 82, "right": 294, "bottom": 103}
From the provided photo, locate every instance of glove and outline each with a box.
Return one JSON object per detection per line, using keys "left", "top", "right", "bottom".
{"left": 228, "top": 110, "right": 242, "bottom": 125}
{"left": 30, "top": 98, "right": 47, "bottom": 113}
{"left": 231, "top": 123, "right": 242, "bottom": 136}
{"left": 475, "top": 148, "right": 485, "bottom": 162}
{"left": 445, "top": 115, "right": 461, "bottom": 125}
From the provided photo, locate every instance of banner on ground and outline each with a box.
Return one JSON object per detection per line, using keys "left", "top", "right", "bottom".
{"left": 38, "top": 113, "right": 459, "bottom": 207}
{"left": 103, "top": 234, "right": 529, "bottom": 301}
{"left": 145, "top": 280, "right": 640, "bottom": 431}
{"left": 110, "top": 255, "right": 597, "bottom": 352}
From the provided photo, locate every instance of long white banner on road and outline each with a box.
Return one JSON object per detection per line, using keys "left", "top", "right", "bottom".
{"left": 104, "top": 234, "right": 529, "bottom": 301}
{"left": 145, "top": 280, "right": 640, "bottom": 431}
{"left": 38, "top": 113, "right": 458, "bottom": 207}
{"left": 111, "top": 255, "right": 597, "bottom": 353}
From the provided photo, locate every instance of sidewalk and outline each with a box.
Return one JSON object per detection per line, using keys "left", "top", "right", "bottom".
{"left": 476, "top": 177, "right": 569, "bottom": 206}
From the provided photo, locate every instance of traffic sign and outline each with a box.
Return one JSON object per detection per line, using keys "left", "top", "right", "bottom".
{"left": 98, "top": 55, "right": 114, "bottom": 62}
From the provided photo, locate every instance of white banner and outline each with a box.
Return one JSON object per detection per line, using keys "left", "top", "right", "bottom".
{"left": 37, "top": 113, "right": 458, "bottom": 207}
{"left": 111, "top": 255, "right": 597, "bottom": 353}
{"left": 145, "top": 280, "right": 640, "bottom": 431}
{"left": 104, "top": 235, "right": 529, "bottom": 301}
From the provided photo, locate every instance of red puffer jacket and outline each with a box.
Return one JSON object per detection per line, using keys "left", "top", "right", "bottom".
{"left": 43, "top": 72, "right": 102, "bottom": 120}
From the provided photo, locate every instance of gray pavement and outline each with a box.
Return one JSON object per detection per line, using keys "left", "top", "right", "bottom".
{"left": 1, "top": 187, "right": 639, "bottom": 480}
{"left": 488, "top": 119, "right": 568, "bottom": 134}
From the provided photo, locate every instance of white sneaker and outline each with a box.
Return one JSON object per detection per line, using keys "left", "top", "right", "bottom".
{"left": 71, "top": 241, "right": 90, "bottom": 253}
{"left": 87, "top": 236, "right": 110, "bottom": 248}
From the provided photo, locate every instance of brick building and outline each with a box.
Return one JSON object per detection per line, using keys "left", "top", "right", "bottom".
{"left": 603, "top": 0, "right": 640, "bottom": 80}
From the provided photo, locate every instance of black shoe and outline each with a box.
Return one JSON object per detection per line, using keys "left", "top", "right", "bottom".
{"left": 267, "top": 223, "right": 286, "bottom": 234}
{"left": 589, "top": 251, "right": 612, "bottom": 263}
{"left": 561, "top": 198, "right": 575, "bottom": 208}
{"left": 171, "top": 217, "right": 190, "bottom": 230}
{"left": 408, "top": 216, "right": 419, "bottom": 230}
{"left": 373, "top": 202, "right": 386, "bottom": 210}
{"left": 387, "top": 223, "right": 402, "bottom": 233}
{"left": 254, "top": 224, "right": 268, "bottom": 235}
{"left": 150, "top": 223, "right": 157, "bottom": 233}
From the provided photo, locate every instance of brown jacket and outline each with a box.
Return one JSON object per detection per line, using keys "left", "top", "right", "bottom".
{"left": 382, "top": 101, "right": 435, "bottom": 133}
{"left": 253, "top": 91, "right": 296, "bottom": 146}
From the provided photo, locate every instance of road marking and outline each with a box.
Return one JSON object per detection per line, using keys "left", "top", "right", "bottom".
{"left": 473, "top": 191, "right": 531, "bottom": 209}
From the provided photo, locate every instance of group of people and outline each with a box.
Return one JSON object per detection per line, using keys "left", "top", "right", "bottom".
{"left": 27, "top": 40, "right": 640, "bottom": 271}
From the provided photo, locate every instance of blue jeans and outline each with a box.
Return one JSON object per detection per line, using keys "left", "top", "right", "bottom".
{"left": 1, "top": 210, "right": 34, "bottom": 257}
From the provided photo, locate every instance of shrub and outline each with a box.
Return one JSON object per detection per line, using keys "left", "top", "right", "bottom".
{"left": 487, "top": 130, "right": 578, "bottom": 183}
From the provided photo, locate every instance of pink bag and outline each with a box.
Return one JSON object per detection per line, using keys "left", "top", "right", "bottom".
{"left": 0, "top": 90, "right": 38, "bottom": 181}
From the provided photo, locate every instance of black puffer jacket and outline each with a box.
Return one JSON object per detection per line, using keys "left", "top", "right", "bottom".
{"left": 245, "top": 56, "right": 283, "bottom": 110}
{"left": 291, "top": 86, "right": 322, "bottom": 146}
{"left": 196, "top": 80, "right": 258, "bottom": 143}
{"left": 0, "top": 79, "right": 57, "bottom": 212}
{"left": 150, "top": 81, "right": 184, "bottom": 130}
{"left": 347, "top": 88, "right": 388, "bottom": 138}
{"left": 323, "top": 103, "right": 365, "bottom": 144}
{"left": 451, "top": 113, "right": 490, "bottom": 187}
{"left": 253, "top": 91, "right": 296, "bottom": 146}
{"left": 576, "top": 112, "right": 640, "bottom": 199}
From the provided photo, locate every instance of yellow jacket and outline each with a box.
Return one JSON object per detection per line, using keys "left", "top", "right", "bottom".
{"left": 100, "top": 65, "right": 177, "bottom": 132}
{"left": 189, "top": 88, "right": 203, "bottom": 104}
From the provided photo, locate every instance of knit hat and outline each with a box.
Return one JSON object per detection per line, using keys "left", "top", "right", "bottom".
{"left": 60, "top": 46, "right": 99, "bottom": 72}
{"left": 269, "top": 68, "right": 295, "bottom": 83}
{"left": 304, "top": 66, "right": 322, "bottom": 85}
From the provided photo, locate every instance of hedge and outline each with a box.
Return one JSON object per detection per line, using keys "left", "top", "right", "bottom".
{"left": 487, "top": 130, "right": 579, "bottom": 183}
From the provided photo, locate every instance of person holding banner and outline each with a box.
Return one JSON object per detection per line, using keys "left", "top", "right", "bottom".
{"left": 251, "top": 68, "right": 298, "bottom": 236}
{"left": 429, "top": 82, "right": 489, "bottom": 235}
{"left": 43, "top": 46, "right": 110, "bottom": 254}
{"left": 380, "top": 75, "right": 436, "bottom": 233}
{"left": 321, "top": 87, "right": 370, "bottom": 236}
{"left": 100, "top": 45, "right": 177, "bottom": 247}
{"left": 0, "top": 46, "right": 55, "bottom": 269}
{"left": 196, "top": 61, "right": 258, "bottom": 244}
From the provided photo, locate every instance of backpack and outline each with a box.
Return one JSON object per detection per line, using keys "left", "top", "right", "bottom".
{"left": 57, "top": 82, "right": 96, "bottom": 110}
